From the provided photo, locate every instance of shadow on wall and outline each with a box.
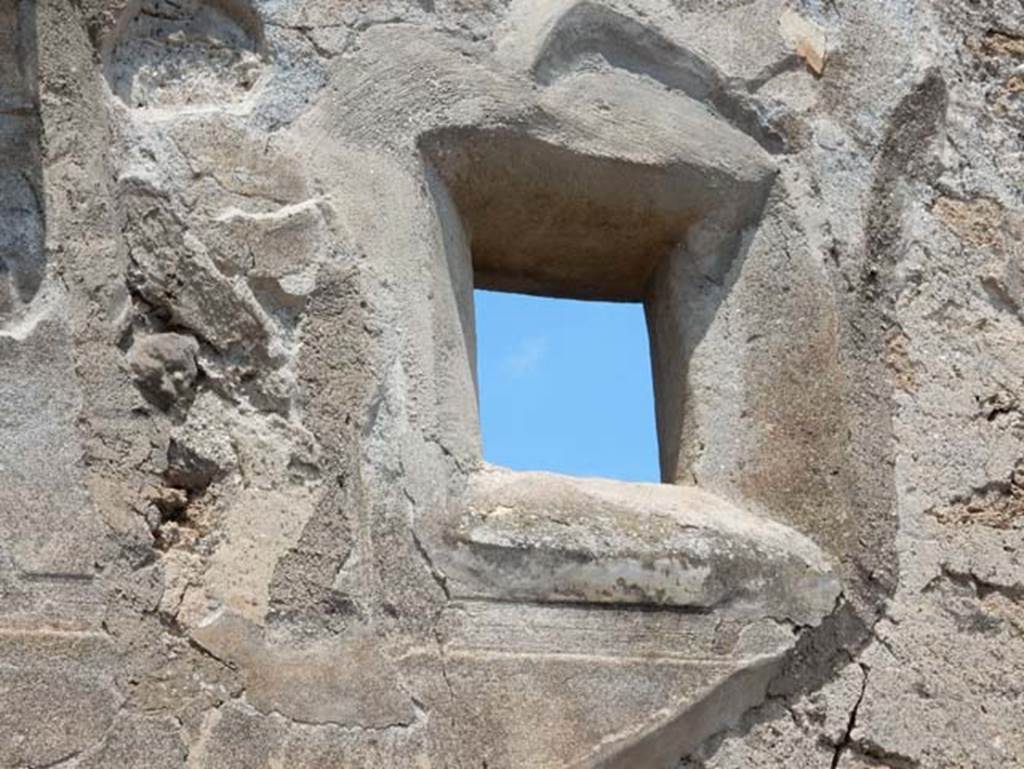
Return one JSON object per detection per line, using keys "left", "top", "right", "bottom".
{"left": 0, "top": 0, "right": 44, "bottom": 327}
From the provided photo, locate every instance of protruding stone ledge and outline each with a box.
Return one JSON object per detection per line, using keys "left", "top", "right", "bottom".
{"left": 439, "top": 466, "right": 840, "bottom": 627}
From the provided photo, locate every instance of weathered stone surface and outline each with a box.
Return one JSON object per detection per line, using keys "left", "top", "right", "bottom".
{"left": 127, "top": 332, "right": 200, "bottom": 409}
{"left": 442, "top": 466, "right": 839, "bottom": 623}
{"left": 2, "top": 0, "right": 1022, "bottom": 767}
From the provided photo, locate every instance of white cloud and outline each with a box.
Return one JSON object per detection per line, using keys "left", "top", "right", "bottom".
{"left": 501, "top": 335, "right": 547, "bottom": 377}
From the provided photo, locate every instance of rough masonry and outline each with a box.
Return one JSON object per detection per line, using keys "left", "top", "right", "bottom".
{"left": 1, "top": 0, "right": 1022, "bottom": 767}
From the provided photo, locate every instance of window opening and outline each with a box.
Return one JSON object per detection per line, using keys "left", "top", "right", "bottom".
{"left": 474, "top": 289, "right": 659, "bottom": 483}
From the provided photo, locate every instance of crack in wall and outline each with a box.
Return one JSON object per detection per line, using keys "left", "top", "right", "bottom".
{"left": 829, "top": 662, "right": 868, "bottom": 769}
{"left": 410, "top": 524, "right": 452, "bottom": 601}
{"left": 935, "top": 565, "right": 1024, "bottom": 604}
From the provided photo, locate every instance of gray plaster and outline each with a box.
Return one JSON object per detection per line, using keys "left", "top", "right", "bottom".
{"left": 1, "top": 0, "right": 1022, "bottom": 767}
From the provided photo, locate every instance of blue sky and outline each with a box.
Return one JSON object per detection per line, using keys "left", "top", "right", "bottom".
{"left": 474, "top": 289, "right": 660, "bottom": 483}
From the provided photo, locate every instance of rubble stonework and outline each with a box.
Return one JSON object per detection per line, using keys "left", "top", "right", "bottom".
{"left": 1, "top": 0, "right": 1022, "bottom": 767}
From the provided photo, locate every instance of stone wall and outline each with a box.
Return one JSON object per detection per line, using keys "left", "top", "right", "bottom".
{"left": 1, "top": 1, "right": 1021, "bottom": 767}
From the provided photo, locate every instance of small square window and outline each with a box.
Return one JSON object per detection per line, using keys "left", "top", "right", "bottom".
{"left": 474, "top": 289, "right": 659, "bottom": 482}
{"left": 422, "top": 120, "right": 773, "bottom": 485}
